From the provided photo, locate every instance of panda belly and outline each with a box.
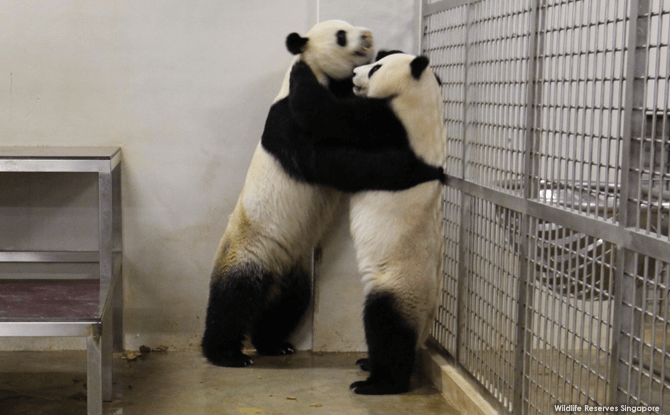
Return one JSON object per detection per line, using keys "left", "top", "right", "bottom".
{"left": 349, "top": 181, "right": 443, "bottom": 340}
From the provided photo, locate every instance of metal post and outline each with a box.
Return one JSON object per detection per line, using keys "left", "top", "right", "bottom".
{"left": 112, "top": 163, "right": 123, "bottom": 352}
{"left": 456, "top": 0, "right": 473, "bottom": 366}
{"left": 99, "top": 169, "right": 113, "bottom": 289}
{"left": 87, "top": 325, "right": 103, "bottom": 415}
{"left": 610, "top": 0, "right": 647, "bottom": 406}
{"left": 512, "top": 0, "right": 542, "bottom": 413}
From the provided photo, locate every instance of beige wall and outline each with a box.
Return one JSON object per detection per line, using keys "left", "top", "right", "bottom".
{"left": 0, "top": 0, "right": 417, "bottom": 351}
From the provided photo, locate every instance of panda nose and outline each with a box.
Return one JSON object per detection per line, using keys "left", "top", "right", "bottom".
{"left": 361, "top": 31, "right": 373, "bottom": 48}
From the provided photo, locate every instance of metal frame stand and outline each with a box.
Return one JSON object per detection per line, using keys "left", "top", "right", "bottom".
{"left": 0, "top": 147, "right": 123, "bottom": 415}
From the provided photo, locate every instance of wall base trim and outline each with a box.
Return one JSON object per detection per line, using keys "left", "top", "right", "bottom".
{"left": 418, "top": 345, "right": 502, "bottom": 415}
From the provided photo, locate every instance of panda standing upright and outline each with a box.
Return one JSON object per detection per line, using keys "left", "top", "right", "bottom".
{"left": 202, "top": 22, "right": 445, "bottom": 368}
{"left": 288, "top": 53, "right": 446, "bottom": 394}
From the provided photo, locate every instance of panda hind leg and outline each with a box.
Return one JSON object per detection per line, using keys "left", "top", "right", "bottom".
{"left": 251, "top": 265, "right": 311, "bottom": 356}
{"left": 350, "top": 291, "right": 417, "bottom": 395}
{"left": 201, "top": 263, "right": 271, "bottom": 367}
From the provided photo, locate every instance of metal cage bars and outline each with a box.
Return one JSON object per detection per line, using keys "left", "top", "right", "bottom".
{"left": 422, "top": 0, "right": 670, "bottom": 413}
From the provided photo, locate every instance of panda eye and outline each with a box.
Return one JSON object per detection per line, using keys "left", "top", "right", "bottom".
{"left": 336, "top": 30, "right": 347, "bottom": 47}
{"left": 368, "top": 64, "right": 381, "bottom": 78}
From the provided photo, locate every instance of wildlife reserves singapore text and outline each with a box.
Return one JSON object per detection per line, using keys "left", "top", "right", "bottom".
{"left": 554, "top": 404, "right": 660, "bottom": 413}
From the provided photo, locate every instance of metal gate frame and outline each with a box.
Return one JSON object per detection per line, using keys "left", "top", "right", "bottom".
{"left": 421, "top": 0, "right": 670, "bottom": 413}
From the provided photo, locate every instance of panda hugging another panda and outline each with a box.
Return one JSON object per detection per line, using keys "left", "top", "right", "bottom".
{"left": 288, "top": 52, "right": 447, "bottom": 395}
{"left": 202, "top": 20, "right": 446, "bottom": 396}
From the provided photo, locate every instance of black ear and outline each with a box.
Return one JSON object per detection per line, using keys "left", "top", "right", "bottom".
{"left": 286, "top": 33, "right": 309, "bottom": 55}
{"left": 410, "top": 56, "right": 429, "bottom": 80}
{"left": 374, "top": 50, "right": 403, "bottom": 61}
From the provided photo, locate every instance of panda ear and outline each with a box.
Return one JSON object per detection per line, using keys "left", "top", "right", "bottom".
{"left": 410, "top": 56, "right": 429, "bottom": 80}
{"left": 286, "top": 33, "right": 309, "bottom": 55}
{"left": 374, "top": 50, "right": 403, "bottom": 61}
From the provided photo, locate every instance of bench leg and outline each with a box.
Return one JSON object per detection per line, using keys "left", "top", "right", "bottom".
{"left": 102, "top": 304, "right": 113, "bottom": 401}
{"left": 87, "top": 313, "right": 113, "bottom": 415}
{"left": 87, "top": 330, "right": 103, "bottom": 415}
{"left": 113, "top": 273, "right": 124, "bottom": 352}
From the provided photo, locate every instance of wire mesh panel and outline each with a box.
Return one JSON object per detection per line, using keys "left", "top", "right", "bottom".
{"left": 618, "top": 253, "right": 670, "bottom": 409}
{"left": 531, "top": 0, "right": 629, "bottom": 222}
{"left": 461, "top": 197, "right": 521, "bottom": 410}
{"left": 465, "top": 0, "right": 534, "bottom": 192}
{"left": 627, "top": 0, "right": 670, "bottom": 238}
{"left": 423, "top": 3, "right": 468, "bottom": 178}
{"left": 522, "top": 219, "right": 615, "bottom": 414}
{"left": 432, "top": 186, "right": 461, "bottom": 354}
{"left": 422, "top": 0, "right": 670, "bottom": 413}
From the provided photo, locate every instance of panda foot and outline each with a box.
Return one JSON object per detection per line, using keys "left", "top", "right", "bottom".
{"left": 207, "top": 352, "right": 253, "bottom": 368}
{"left": 350, "top": 379, "right": 409, "bottom": 395}
{"left": 255, "top": 342, "right": 295, "bottom": 356}
{"left": 355, "top": 358, "right": 370, "bottom": 371}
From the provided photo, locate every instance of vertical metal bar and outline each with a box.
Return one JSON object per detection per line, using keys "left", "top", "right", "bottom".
{"left": 418, "top": 0, "right": 426, "bottom": 55}
{"left": 609, "top": 0, "right": 646, "bottom": 406}
{"left": 582, "top": 0, "right": 601, "bottom": 219}
{"left": 513, "top": 0, "right": 542, "bottom": 412}
{"left": 99, "top": 169, "right": 113, "bottom": 290}
{"left": 102, "top": 298, "right": 113, "bottom": 402}
{"left": 112, "top": 163, "right": 123, "bottom": 352}
{"left": 456, "top": 0, "right": 473, "bottom": 365}
{"left": 87, "top": 325, "right": 103, "bottom": 415}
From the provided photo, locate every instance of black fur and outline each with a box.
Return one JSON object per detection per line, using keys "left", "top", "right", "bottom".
{"left": 336, "top": 30, "right": 347, "bottom": 47}
{"left": 368, "top": 64, "right": 381, "bottom": 79}
{"left": 286, "top": 33, "right": 308, "bottom": 55}
{"left": 201, "top": 262, "right": 310, "bottom": 367}
{"left": 250, "top": 265, "right": 311, "bottom": 356}
{"left": 375, "top": 50, "right": 403, "bottom": 61}
{"left": 326, "top": 76, "right": 355, "bottom": 99}
{"left": 259, "top": 60, "right": 446, "bottom": 192}
{"left": 351, "top": 291, "right": 418, "bottom": 395}
{"left": 376, "top": 50, "right": 441, "bottom": 85}
{"left": 410, "top": 56, "right": 429, "bottom": 80}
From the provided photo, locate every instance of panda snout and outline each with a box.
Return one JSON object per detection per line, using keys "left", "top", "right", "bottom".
{"left": 360, "top": 31, "right": 373, "bottom": 49}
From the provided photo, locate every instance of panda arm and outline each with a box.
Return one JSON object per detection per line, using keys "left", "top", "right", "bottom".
{"left": 295, "top": 146, "right": 446, "bottom": 192}
{"left": 289, "top": 61, "right": 396, "bottom": 148}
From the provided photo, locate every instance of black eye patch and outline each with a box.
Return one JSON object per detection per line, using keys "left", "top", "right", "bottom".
{"left": 336, "top": 30, "right": 347, "bottom": 47}
{"left": 368, "top": 64, "right": 381, "bottom": 78}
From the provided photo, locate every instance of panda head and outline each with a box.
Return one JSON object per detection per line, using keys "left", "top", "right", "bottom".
{"left": 286, "top": 20, "right": 374, "bottom": 83}
{"left": 352, "top": 53, "right": 436, "bottom": 99}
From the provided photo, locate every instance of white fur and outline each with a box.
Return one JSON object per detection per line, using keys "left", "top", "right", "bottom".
{"left": 350, "top": 53, "right": 446, "bottom": 345}
{"left": 213, "top": 20, "right": 374, "bottom": 277}
{"left": 276, "top": 21, "right": 373, "bottom": 103}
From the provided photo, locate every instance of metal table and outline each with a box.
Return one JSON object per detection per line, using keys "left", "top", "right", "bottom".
{"left": 0, "top": 147, "right": 123, "bottom": 415}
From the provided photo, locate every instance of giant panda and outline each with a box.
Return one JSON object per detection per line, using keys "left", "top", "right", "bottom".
{"left": 287, "top": 52, "right": 446, "bottom": 394}
{"left": 202, "top": 21, "right": 445, "bottom": 368}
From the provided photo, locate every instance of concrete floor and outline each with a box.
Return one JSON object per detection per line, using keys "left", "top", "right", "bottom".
{"left": 0, "top": 350, "right": 458, "bottom": 415}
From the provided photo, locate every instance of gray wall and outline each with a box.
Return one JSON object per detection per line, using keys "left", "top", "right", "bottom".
{"left": 0, "top": 0, "right": 417, "bottom": 351}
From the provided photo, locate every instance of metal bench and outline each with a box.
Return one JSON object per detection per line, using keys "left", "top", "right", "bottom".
{"left": 0, "top": 147, "right": 122, "bottom": 415}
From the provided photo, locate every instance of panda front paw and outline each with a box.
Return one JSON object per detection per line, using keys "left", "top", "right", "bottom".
{"left": 438, "top": 167, "right": 448, "bottom": 185}
{"left": 289, "top": 60, "right": 318, "bottom": 89}
{"left": 255, "top": 341, "right": 295, "bottom": 356}
{"left": 350, "top": 378, "right": 409, "bottom": 395}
